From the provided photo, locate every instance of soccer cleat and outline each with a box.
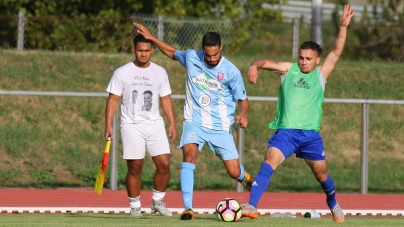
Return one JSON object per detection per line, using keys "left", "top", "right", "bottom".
{"left": 180, "top": 209, "right": 195, "bottom": 220}
{"left": 130, "top": 207, "right": 142, "bottom": 216}
{"left": 241, "top": 203, "right": 259, "bottom": 219}
{"left": 330, "top": 203, "right": 345, "bottom": 222}
{"left": 151, "top": 199, "right": 172, "bottom": 216}
{"left": 238, "top": 172, "right": 254, "bottom": 191}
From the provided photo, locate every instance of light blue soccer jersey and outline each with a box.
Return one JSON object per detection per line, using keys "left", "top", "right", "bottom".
{"left": 174, "top": 49, "right": 247, "bottom": 131}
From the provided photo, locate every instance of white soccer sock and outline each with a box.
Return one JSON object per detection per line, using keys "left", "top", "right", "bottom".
{"left": 152, "top": 189, "right": 165, "bottom": 201}
{"left": 129, "top": 196, "right": 141, "bottom": 208}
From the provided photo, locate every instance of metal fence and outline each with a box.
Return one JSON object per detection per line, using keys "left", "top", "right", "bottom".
{"left": 1, "top": 90, "right": 403, "bottom": 194}
{"left": 1, "top": 12, "right": 304, "bottom": 57}
{"left": 2, "top": 12, "right": 404, "bottom": 61}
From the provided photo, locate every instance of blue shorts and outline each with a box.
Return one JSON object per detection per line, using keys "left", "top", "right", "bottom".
{"left": 268, "top": 129, "right": 326, "bottom": 161}
{"left": 178, "top": 121, "right": 239, "bottom": 161}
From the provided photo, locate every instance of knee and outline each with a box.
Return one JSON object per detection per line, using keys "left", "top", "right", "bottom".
{"left": 183, "top": 155, "right": 196, "bottom": 163}
{"left": 182, "top": 144, "right": 198, "bottom": 163}
{"left": 155, "top": 158, "right": 170, "bottom": 174}
{"left": 315, "top": 172, "right": 329, "bottom": 182}
{"left": 156, "top": 163, "right": 170, "bottom": 174}
{"left": 182, "top": 151, "right": 197, "bottom": 164}
{"left": 226, "top": 167, "right": 241, "bottom": 179}
{"left": 127, "top": 166, "right": 142, "bottom": 177}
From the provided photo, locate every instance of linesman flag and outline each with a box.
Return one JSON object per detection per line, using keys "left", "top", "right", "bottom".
{"left": 94, "top": 138, "right": 111, "bottom": 195}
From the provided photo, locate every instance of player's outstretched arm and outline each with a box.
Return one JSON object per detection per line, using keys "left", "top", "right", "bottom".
{"left": 320, "top": 4, "right": 354, "bottom": 79}
{"left": 134, "top": 23, "right": 177, "bottom": 60}
{"left": 160, "top": 95, "right": 177, "bottom": 142}
{"left": 248, "top": 60, "right": 292, "bottom": 85}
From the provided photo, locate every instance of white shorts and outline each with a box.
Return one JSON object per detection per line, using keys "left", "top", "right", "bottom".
{"left": 120, "top": 119, "right": 170, "bottom": 160}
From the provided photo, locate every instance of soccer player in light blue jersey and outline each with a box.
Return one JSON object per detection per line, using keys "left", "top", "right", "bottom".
{"left": 134, "top": 23, "right": 254, "bottom": 220}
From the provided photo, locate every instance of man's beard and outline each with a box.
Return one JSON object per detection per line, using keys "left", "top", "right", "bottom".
{"left": 204, "top": 55, "right": 221, "bottom": 67}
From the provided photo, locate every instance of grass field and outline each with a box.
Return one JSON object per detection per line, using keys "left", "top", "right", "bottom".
{"left": 0, "top": 49, "right": 403, "bottom": 193}
{"left": 0, "top": 213, "right": 403, "bottom": 227}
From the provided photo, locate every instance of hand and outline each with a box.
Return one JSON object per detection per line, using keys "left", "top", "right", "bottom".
{"left": 247, "top": 65, "right": 259, "bottom": 85}
{"left": 133, "top": 23, "right": 155, "bottom": 40}
{"left": 105, "top": 127, "right": 113, "bottom": 140}
{"left": 236, "top": 115, "right": 248, "bottom": 128}
{"left": 341, "top": 4, "right": 354, "bottom": 27}
{"left": 168, "top": 124, "right": 177, "bottom": 142}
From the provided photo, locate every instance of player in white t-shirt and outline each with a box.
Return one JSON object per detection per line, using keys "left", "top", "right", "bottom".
{"left": 134, "top": 23, "right": 254, "bottom": 221}
{"left": 105, "top": 34, "right": 177, "bottom": 217}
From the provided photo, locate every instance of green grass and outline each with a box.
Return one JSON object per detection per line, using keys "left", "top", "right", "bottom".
{"left": 0, "top": 213, "right": 403, "bottom": 227}
{"left": 0, "top": 49, "right": 403, "bottom": 193}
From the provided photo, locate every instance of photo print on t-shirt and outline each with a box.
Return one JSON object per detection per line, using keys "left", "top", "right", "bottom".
{"left": 141, "top": 90, "right": 153, "bottom": 112}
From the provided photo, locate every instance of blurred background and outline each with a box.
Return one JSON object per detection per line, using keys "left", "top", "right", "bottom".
{"left": 1, "top": 0, "right": 404, "bottom": 61}
{"left": 0, "top": 0, "right": 403, "bottom": 193}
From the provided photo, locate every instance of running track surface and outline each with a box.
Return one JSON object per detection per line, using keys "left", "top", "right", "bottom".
{"left": 1, "top": 189, "right": 404, "bottom": 216}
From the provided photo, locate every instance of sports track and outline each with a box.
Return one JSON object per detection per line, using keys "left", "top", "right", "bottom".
{"left": 1, "top": 189, "right": 403, "bottom": 218}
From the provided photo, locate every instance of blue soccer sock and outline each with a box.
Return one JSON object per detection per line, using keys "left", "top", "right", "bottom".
{"left": 236, "top": 164, "right": 245, "bottom": 181}
{"left": 248, "top": 162, "right": 274, "bottom": 208}
{"left": 320, "top": 175, "right": 337, "bottom": 208}
{"left": 180, "top": 162, "right": 195, "bottom": 210}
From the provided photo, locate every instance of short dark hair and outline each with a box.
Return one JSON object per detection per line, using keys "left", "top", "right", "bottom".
{"left": 300, "top": 41, "right": 322, "bottom": 57}
{"left": 202, "top": 32, "right": 221, "bottom": 47}
{"left": 133, "top": 34, "right": 153, "bottom": 47}
{"left": 143, "top": 90, "right": 153, "bottom": 96}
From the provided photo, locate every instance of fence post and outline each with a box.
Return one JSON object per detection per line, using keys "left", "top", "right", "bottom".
{"left": 292, "top": 18, "right": 299, "bottom": 59}
{"left": 17, "top": 11, "right": 25, "bottom": 51}
{"left": 236, "top": 126, "right": 245, "bottom": 192}
{"left": 110, "top": 104, "right": 119, "bottom": 190}
{"left": 311, "top": 0, "right": 323, "bottom": 46}
{"left": 158, "top": 15, "right": 164, "bottom": 41}
{"left": 360, "top": 103, "right": 369, "bottom": 194}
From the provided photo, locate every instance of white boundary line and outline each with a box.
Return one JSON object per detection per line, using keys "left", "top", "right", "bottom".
{"left": 1, "top": 207, "right": 403, "bottom": 216}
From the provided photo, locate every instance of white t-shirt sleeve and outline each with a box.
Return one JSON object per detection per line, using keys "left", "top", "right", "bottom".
{"left": 159, "top": 69, "right": 172, "bottom": 97}
{"left": 106, "top": 70, "right": 123, "bottom": 96}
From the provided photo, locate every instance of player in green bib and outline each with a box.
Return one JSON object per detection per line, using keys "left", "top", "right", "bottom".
{"left": 241, "top": 4, "right": 354, "bottom": 223}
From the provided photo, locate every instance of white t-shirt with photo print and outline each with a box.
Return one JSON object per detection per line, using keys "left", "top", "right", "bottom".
{"left": 106, "top": 61, "right": 172, "bottom": 125}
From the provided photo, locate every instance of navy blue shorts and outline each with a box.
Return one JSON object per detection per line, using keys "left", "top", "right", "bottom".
{"left": 268, "top": 129, "right": 325, "bottom": 161}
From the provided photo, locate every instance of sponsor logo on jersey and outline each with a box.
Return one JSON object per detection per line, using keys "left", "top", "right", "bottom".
{"left": 294, "top": 78, "right": 311, "bottom": 89}
{"left": 198, "top": 94, "right": 211, "bottom": 107}
{"left": 217, "top": 72, "right": 224, "bottom": 81}
{"left": 192, "top": 73, "right": 221, "bottom": 90}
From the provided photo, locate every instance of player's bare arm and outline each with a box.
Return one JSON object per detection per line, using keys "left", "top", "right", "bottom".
{"left": 236, "top": 98, "right": 249, "bottom": 128}
{"left": 105, "top": 93, "right": 120, "bottom": 140}
{"left": 133, "top": 23, "right": 177, "bottom": 60}
{"left": 160, "top": 95, "right": 177, "bottom": 142}
{"left": 248, "top": 60, "right": 292, "bottom": 85}
{"left": 320, "top": 4, "right": 354, "bottom": 79}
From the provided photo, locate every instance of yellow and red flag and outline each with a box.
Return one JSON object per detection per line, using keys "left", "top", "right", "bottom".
{"left": 94, "top": 138, "right": 111, "bottom": 195}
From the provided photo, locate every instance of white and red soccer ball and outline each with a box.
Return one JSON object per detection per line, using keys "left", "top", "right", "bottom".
{"left": 215, "top": 198, "right": 242, "bottom": 222}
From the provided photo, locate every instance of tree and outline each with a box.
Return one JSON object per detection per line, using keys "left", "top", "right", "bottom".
{"left": 359, "top": 0, "right": 404, "bottom": 61}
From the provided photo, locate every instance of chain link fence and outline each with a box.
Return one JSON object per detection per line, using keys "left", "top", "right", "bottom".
{"left": 1, "top": 13, "right": 404, "bottom": 61}
{"left": 0, "top": 13, "right": 323, "bottom": 58}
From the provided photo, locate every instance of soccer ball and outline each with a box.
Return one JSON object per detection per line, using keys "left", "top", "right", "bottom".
{"left": 215, "top": 198, "right": 242, "bottom": 222}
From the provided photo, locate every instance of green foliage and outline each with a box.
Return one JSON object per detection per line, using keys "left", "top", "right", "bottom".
{"left": 0, "top": 0, "right": 143, "bottom": 17}
{"left": 241, "top": 0, "right": 284, "bottom": 20}
{"left": 0, "top": 0, "right": 283, "bottom": 20}
{"left": 331, "top": 0, "right": 404, "bottom": 61}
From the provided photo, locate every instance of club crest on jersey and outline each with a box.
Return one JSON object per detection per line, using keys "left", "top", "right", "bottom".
{"left": 198, "top": 94, "right": 211, "bottom": 107}
{"left": 217, "top": 72, "right": 224, "bottom": 81}
{"left": 192, "top": 73, "right": 221, "bottom": 90}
